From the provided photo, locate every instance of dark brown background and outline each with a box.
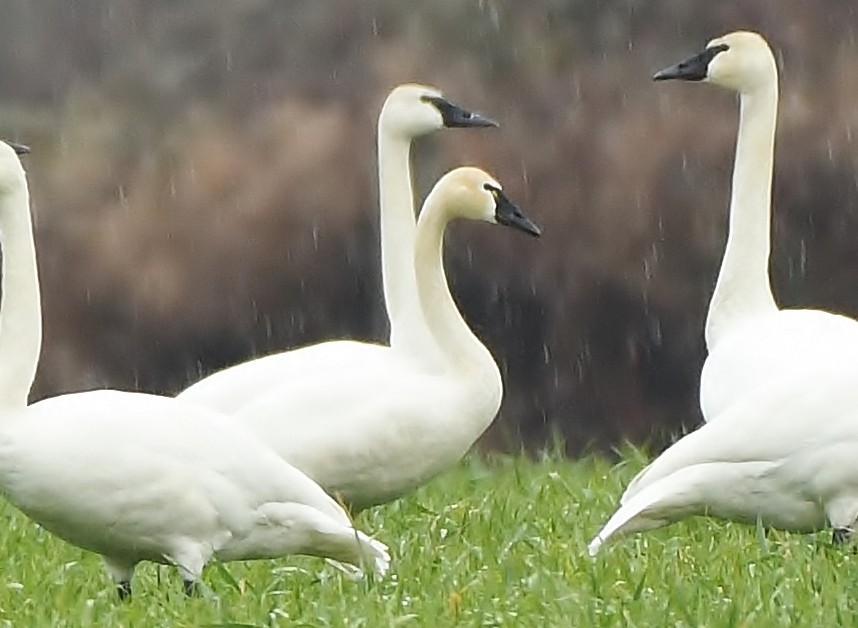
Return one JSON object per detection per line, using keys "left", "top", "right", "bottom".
{"left": 4, "top": 0, "right": 857, "bottom": 454}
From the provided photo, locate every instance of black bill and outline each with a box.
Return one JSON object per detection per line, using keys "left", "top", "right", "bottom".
{"left": 421, "top": 95, "right": 498, "bottom": 128}
{"left": 653, "top": 43, "right": 729, "bottom": 82}
{"left": 488, "top": 185, "right": 541, "bottom": 237}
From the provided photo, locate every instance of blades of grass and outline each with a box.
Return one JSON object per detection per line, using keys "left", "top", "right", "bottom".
{"left": 213, "top": 563, "right": 246, "bottom": 595}
{"left": 755, "top": 517, "right": 769, "bottom": 554}
{"left": 631, "top": 561, "right": 649, "bottom": 601}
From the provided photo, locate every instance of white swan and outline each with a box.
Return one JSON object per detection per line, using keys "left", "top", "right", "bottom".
{"left": 0, "top": 141, "right": 388, "bottom": 598}
{"left": 226, "top": 167, "right": 540, "bottom": 510}
{"left": 588, "top": 366, "right": 858, "bottom": 556}
{"left": 178, "top": 85, "right": 497, "bottom": 412}
{"left": 654, "top": 31, "right": 858, "bottom": 421}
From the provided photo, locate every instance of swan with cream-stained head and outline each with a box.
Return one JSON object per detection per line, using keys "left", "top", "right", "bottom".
{"left": 424, "top": 167, "right": 540, "bottom": 235}
{"left": 653, "top": 31, "right": 858, "bottom": 422}
{"left": 223, "top": 167, "right": 540, "bottom": 510}
{"left": 0, "top": 140, "right": 389, "bottom": 599}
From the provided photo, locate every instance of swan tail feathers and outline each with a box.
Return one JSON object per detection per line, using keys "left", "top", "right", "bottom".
{"left": 590, "top": 470, "right": 702, "bottom": 555}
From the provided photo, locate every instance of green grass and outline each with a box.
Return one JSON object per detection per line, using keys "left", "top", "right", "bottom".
{"left": 0, "top": 450, "right": 856, "bottom": 626}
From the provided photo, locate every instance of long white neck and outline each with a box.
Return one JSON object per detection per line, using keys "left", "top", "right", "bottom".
{"left": 377, "top": 124, "right": 439, "bottom": 358}
{"left": 705, "top": 77, "right": 779, "bottom": 348}
{"left": 0, "top": 181, "right": 41, "bottom": 409}
{"left": 413, "top": 194, "right": 499, "bottom": 385}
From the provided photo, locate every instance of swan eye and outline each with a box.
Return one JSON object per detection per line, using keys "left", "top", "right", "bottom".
{"left": 483, "top": 183, "right": 501, "bottom": 196}
{"left": 705, "top": 43, "right": 730, "bottom": 60}
{"left": 420, "top": 95, "right": 445, "bottom": 108}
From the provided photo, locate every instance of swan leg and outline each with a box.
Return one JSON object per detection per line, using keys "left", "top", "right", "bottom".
{"left": 826, "top": 496, "right": 858, "bottom": 547}
{"left": 102, "top": 556, "right": 136, "bottom": 601}
{"left": 116, "top": 580, "right": 132, "bottom": 601}
{"left": 182, "top": 579, "right": 201, "bottom": 597}
{"left": 832, "top": 527, "right": 853, "bottom": 545}
{"left": 168, "top": 544, "right": 210, "bottom": 597}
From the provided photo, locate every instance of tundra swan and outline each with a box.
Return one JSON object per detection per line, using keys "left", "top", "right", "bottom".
{"left": 229, "top": 167, "right": 540, "bottom": 510}
{"left": 654, "top": 31, "right": 858, "bottom": 421}
{"left": 0, "top": 141, "right": 388, "bottom": 598}
{"left": 178, "top": 85, "right": 496, "bottom": 412}
{"left": 588, "top": 366, "right": 858, "bottom": 555}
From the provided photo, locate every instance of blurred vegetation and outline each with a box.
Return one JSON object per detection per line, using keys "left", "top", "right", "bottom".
{"left": 2, "top": 0, "right": 858, "bottom": 453}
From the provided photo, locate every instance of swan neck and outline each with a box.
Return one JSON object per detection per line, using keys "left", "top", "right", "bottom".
{"left": 0, "top": 184, "right": 41, "bottom": 408}
{"left": 706, "top": 79, "right": 779, "bottom": 347}
{"left": 413, "top": 197, "right": 493, "bottom": 374}
{"left": 377, "top": 125, "right": 420, "bottom": 345}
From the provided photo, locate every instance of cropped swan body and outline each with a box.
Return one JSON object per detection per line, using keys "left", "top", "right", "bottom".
{"left": 0, "top": 142, "right": 388, "bottom": 598}
{"left": 654, "top": 31, "right": 858, "bottom": 421}
{"left": 178, "top": 85, "right": 497, "bottom": 412}
{"left": 230, "top": 167, "right": 540, "bottom": 510}
{"left": 588, "top": 366, "right": 858, "bottom": 555}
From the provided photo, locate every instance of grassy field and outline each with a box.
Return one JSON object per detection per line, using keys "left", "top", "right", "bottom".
{"left": 0, "top": 450, "right": 856, "bottom": 626}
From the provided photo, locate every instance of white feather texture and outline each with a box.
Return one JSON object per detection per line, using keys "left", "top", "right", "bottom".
{"left": 0, "top": 142, "right": 388, "bottom": 596}
{"left": 589, "top": 366, "right": 858, "bottom": 555}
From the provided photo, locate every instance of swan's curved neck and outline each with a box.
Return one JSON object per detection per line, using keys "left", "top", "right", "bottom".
{"left": 377, "top": 125, "right": 418, "bottom": 340}
{"left": 706, "top": 78, "right": 779, "bottom": 348}
{"left": 0, "top": 183, "right": 41, "bottom": 408}
{"left": 413, "top": 196, "right": 496, "bottom": 376}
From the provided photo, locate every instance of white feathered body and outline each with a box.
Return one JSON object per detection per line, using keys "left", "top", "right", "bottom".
{"left": 179, "top": 340, "right": 386, "bottom": 415}
{"left": 0, "top": 390, "right": 386, "bottom": 571}
{"left": 701, "top": 308, "right": 858, "bottom": 420}
{"left": 235, "top": 346, "right": 502, "bottom": 510}
{"left": 181, "top": 340, "right": 500, "bottom": 510}
{"left": 590, "top": 370, "right": 858, "bottom": 554}
{"left": 180, "top": 168, "right": 518, "bottom": 512}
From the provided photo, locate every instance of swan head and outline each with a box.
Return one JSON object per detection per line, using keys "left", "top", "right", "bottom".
{"left": 430, "top": 167, "right": 541, "bottom": 237}
{"left": 653, "top": 31, "right": 776, "bottom": 93}
{"left": 379, "top": 84, "right": 497, "bottom": 138}
{"left": 0, "top": 141, "right": 28, "bottom": 195}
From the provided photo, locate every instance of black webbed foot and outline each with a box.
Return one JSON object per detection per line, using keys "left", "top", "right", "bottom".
{"left": 116, "top": 580, "right": 132, "bottom": 601}
{"left": 183, "top": 579, "right": 201, "bottom": 597}
{"left": 832, "top": 527, "right": 853, "bottom": 545}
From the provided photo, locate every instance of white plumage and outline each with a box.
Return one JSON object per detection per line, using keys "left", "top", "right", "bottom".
{"left": 0, "top": 141, "right": 388, "bottom": 598}
{"left": 589, "top": 367, "right": 858, "bottom": 555}
{"left": 655, "top": 31, "right": 858, "bottom": 421}
{"left": 12, "top": 391, "right": 389, "bottom": 582}
{"left": 194, "top": 167, "right": 539, "bottom": 511}
{"left": 178, "top": 84, "right": 497, "bottom": 411}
